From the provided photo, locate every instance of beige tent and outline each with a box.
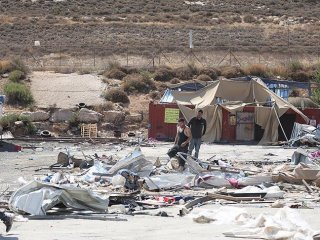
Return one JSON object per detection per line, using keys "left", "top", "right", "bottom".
{"left": 171, "top": 78, "right": 309, "bottom": 144}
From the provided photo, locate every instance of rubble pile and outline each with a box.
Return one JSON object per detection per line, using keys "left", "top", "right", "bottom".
{"left": 5, "top": 145, "right": 320, "bottom": 239}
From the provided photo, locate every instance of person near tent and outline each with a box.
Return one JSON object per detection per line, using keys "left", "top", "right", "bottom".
{"left": 188, "top": 109, "right": 207, "bottom": 159}
{"left": 167, "top": 118, "right": 192, "bottom": 168}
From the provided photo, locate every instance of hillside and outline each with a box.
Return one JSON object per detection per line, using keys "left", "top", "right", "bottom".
{"left": 0, "top": 0, "right": 320, "bottom": 60}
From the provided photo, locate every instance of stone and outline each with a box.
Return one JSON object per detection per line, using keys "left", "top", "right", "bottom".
{"left": 14, "top": 121, "right": 24, "bottom": 127}
{"left": 78, "top": 108, "right": 103, "bottom": 123}
{"left": 125, "top": 113, "right": 142, "bottom": 123}
{"left": 103, "top": 110, "right": 125, "bottom": 123}
{"left": 101, "top": 122, "right": 114, "bottom": 131}
{"left": 20, "top": 111, "right": 50, "bottom": 122}
{"left": 33, "top": 122, "right": 52, "bottom": 131}
{"left": 50, "top": 109, "right": 74, "bottom": 123}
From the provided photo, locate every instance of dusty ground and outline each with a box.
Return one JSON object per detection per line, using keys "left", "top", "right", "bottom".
{"left": 0, "top": 142, "right": 296, "bottom": 188}
{"left": 30, "top": 71, "right": 107, "bottom": 108}
{"left": 3, "top": 206, "right": 320, "bottom": 240}
{"left": 0, "top": 142, "right": 319, "bottom": 239}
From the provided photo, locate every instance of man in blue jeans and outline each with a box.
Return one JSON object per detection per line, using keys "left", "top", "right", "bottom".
{"left": 188, "top": 110, "right": 207, "bottom": 159}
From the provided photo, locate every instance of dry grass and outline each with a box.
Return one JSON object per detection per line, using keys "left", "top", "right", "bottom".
{"left": 243, "top": 64, "right": 270, "bottom": 78}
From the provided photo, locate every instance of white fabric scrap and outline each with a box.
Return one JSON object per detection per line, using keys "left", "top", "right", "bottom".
{"left": 188, "top": 206, "right": 251, "bottom": 225}
{"left": 223, "top": 207, "right": 315, "bottom": 240}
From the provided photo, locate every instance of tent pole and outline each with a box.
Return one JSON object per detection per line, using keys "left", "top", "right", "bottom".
{"left": 273, "top": 106, "right": 288, "bottom": 142}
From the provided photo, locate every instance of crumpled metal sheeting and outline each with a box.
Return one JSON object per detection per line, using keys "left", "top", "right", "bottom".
{"left": 108, "top": 147, "right": 153, "bottom": 177}
{"left": 144, "top": 173, "right": 195, "bottom": 190}
{"left": 9, "top": 181, "right": 109, "bottom": 215}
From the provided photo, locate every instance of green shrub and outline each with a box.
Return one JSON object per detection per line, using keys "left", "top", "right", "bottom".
{"left": 69, "top": 113, "right": 80, "bottom": 128}
{"left": 3, "top": 82, "right": 34, "bottom": 105}
{"left": 102, "top": 88, "right": 130, "bottom": 103}
{"left": 197, "top": 74, "right": 213, "bottom": 82}
{"left": 312, "top": 88, "right": 320, "bottom": 105}
{"left": 0, "top": 113, "right": 35, "bottom": 134}
{"left": 289, "top": 60, "right": 304, "bottom": 73}
{"left": 314, "top": 64, "right": 320, "bottom": 83}
{"left": 122, "top": 73, "right": 156, "bottom": 93}
{"left": 0, "top": 113, "right": 20, "bottom": 128}
{"left": 154, "top": 66, "right": 175, "bottom": 82}
{"left": 9, "top": 70, "right": 25, "bottom": 82}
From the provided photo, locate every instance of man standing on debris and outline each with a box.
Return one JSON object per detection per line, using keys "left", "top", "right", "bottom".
{"left": 188, "top": 109, "right": 207, "bottom": 159}
{"left": 0, "top": 211, "right": 13, "bottom": 232}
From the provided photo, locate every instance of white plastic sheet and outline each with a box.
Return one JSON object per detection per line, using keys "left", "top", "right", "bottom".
{"left": 9, "top": 181, "right": 109, "bottom": 215}
{"left": 108, "top": 147, "right": 153, "bottom": 177}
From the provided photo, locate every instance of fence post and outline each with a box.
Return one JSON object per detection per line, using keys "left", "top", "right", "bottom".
{"left": 93, "top": 48, "right": 96, "bottom": 67}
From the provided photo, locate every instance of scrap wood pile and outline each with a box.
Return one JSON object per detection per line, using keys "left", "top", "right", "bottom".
{"left": 6, "top": 146, "right": 320, "bottom": 238}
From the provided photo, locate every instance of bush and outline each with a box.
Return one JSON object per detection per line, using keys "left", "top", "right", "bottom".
{"left": 197, "top": 74, "right": 213, "bottom": 82}
{"left": 154, "top": 66, "right": 175, "bottom": 82}
{"left": 289, "top": 89, "right": 300, "bottom": 97}
{"left": 0, "top": 60, "right": 13, "bottom": 74}
{"left": 243, "top": 64, "right": 270, "bottom": 78}
{"left": 198, "top": 68, "right": 218, "bottom": 80}
{"left": 0, "top": 113, "right": 35, "bottom": 134}
{"left": 314, "top": 64, "right": 320, "bottom": 83}
{"left": 220, "top": 66, "right": 245, "bottom": 78}
{"left": 170, "top": 78, "right": 180, "bottom": 84}
{"left": 104, "top": 68, "right": 126, "bottom": 80}
{"left": 0, "top": 113, "right": 20, "bottom": 128}
{"left": 10, "top": 58, "right": 29, "bottom": 75}
{"left": 149, "top": 91, "right": 161, "bottom": 100}
{"left": 9, "top": 70, "right": 25, "bottom": 82}
{"left": 69, "top": 113, "right": 80, "bottom": 128}
{"left": 93, "top": 102, "right": 114, "bottom": 112}
{"left": 270, "top": 65, "right": 288, "bottom": 79}
{"left": 243, "top": 14, "right": 257, "bottom": 23}
{"left": 289, "top": 70, "right": 312, "bottom": 82}
{"left": 312, "top": 88, "right": 320, "bottom": 105}
{"left": 289, "top": 60, "right": 304, "bottom": 73}
{"left": 122, "top": 73, "right": 155, "bottom": 93}
{"left": 102, "top": 88, "right": 130, "bottom": 104}
{"left": 3, "top": 82, "right": 34, "bottom": 105}
{"left": 174, "top": 63, "right": 198, "bottom": 80}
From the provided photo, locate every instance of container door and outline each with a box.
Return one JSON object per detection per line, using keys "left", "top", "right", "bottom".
{"left": 236, "top": 112, "right": 254, "bottom": 141}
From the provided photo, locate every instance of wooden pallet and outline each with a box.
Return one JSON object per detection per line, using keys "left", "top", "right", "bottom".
{"left": 81, "top": 124, "right": 97, "bottom": 138}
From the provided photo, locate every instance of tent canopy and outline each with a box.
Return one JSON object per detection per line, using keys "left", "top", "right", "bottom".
{"left": 171, "top": 78, "right": 309, "bottom": 144}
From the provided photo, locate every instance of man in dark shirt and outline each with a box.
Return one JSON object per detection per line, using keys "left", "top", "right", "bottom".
{"left": 188, "top": 110, "right": 206, "bottom": 159}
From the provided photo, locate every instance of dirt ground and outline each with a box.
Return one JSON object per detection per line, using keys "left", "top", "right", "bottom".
{"left": 30, "top": 71, "right": 107, "bottom": 108}
{"left": 0, "top": 142, "right": 319, "bottom": 239}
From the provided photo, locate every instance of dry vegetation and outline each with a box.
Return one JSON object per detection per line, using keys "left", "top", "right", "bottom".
{"left": 0, "top": 0, "right": 320, "bottom": 57}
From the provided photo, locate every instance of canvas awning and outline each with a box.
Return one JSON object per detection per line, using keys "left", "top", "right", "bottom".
{"left": 172, "top": 78, "right": 309, "bottom": 144}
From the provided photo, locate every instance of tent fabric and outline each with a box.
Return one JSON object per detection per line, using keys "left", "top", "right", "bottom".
{"left": 179, "top": 104, "right": 222, "bottom": 142}
{"left": 171, "top": 78, "right": 309, "bottom": 143}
